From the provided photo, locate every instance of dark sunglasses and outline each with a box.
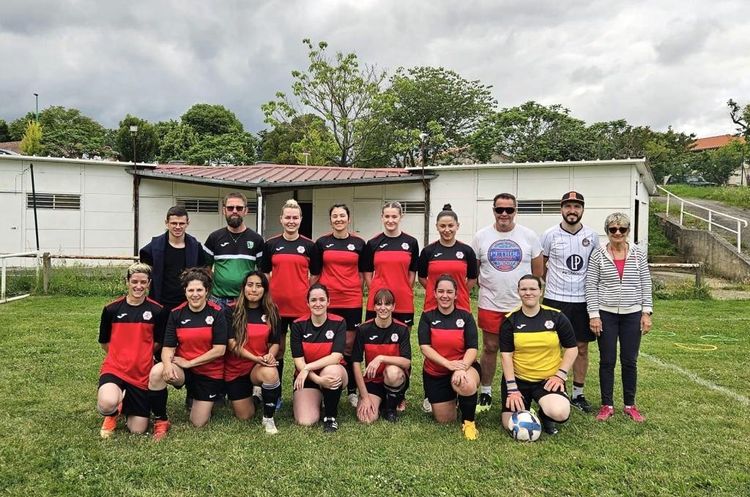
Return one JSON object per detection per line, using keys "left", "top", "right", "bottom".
{"left": 225, "top": 205, "right": 245, "bottom": 212}
{"left": 608, "top": 226, "right": 628, "bottom": 234}
{"left": 493, "top": 207, "right": 516, "bottom": 215}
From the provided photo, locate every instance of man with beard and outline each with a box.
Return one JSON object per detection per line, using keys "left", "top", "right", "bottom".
{"left": 540, "top": 191, "right": 598, "bottom": 413}
{"left": 204, "top": 192, "right": 265, "bottom": 309}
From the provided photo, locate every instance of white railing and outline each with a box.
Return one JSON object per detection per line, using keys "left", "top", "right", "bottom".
{"left": 0, "top": 251, "right": 41, "bottom": 303}
{"left": 658, "top": 185, "right": 748, "bottom": 252}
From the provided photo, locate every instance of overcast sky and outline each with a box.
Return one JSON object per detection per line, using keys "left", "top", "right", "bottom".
{"left": 2, "top": 0, "right": 748, "bottom": 137}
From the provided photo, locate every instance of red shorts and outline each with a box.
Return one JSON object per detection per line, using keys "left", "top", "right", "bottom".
{"left": 478, "top": 308, "right": 508, "bottom": 335}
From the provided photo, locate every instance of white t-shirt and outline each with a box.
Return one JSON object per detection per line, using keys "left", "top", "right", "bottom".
{"left": 471, "top": 223, "right": 542, "bottom": 312}
{"left": 541, "top": 223, "right": 598, "bottom": 303}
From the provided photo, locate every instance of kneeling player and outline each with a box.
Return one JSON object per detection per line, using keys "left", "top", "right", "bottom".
{"left": 224, "top": 271, "right": 282, "bottom": 434}
{"left": 418, "top": 275, "right": 480, "bottom": 440}
{"left": 97, "top": 263, "right": 166, "bottom": 438}
{"left": 352, "top": 289, "right": 411, "bottom": 423}
{"left": 500, "top": 275, "right": 578, "bottom": 436}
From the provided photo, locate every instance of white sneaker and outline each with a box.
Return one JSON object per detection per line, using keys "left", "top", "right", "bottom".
{"left": 422, "top": 397, "right": 433, "bottom": 413}
{"left": 348, "top": 393, "right": 359, "bottom": 408}
{"left": 261, "top": 417, "right": 278, "bottom": 435}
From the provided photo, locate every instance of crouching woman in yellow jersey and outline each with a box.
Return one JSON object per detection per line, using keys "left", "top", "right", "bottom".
{"left": 500, "top": 274, "right": 578, "bottom": 436}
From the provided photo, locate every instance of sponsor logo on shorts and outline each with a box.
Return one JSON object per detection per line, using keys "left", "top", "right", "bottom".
{"left": 206, "top": 316, "right": 214, "bottom": 325}
{"left": 325, "top": 330, "right": 335, "bottom": 339}
{"left": 209, "top": 394, "right": 217, "bottom": 399}
{"left": 544, "top": 320, "right": 554, "bottom": 329}
{"left": 143, "top": 311, "right": 152, "bottom": 320}
{"left": 297, "top": 246, "right": 306, "bottom": 254}
{"left": 487, "top": 239, "right": 523, "bottom": 272}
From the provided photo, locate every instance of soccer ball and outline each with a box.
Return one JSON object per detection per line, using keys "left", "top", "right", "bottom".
{"left": 508, "top": 410, "right": 542, "bottom": 442}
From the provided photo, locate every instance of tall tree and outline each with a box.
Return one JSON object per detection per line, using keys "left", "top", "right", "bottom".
{"left": 728, "top": 99, "right": 750, "bottom": 140}
{"left": 185, "top": 132, "right": 258, "bottom": 166}
{"left": 19, "top": 121, "right": 43, "bottom": 155}
{"left": 692, "top": 141, "right": 747, "bottom": 185}
{"left": 114, "top": 115, "right": 159, "bottom": 162}
{"left": 159, "top": 123, "right": 198, "bottom": 163}
{"left": 263, "top": 39, "right": 387, "bottom": 167}
{"left": 587, "top": 120, "right": 655, "bottom": 160}
{"left": 181, "top": 104, "right": 243, "bottom": 136}
{"left": 643, "top": 127, "right": 695, "bottom": 183}
{"left": 259, "top": 114, "right": 336, "bottom": 165}
{"left": 0, "top": 119, "right": 10, "bottom": 142}
{"left": 10, "top": 106, "right": 109, "bottom": 158}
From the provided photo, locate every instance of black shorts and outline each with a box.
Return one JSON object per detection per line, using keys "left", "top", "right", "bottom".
{"left": 292, "top": 376, "right": 322, "bottom": 392}
{"left": 365, "top": 311, "right": 414, "bottom": 328}
{"left": 423, "top": 362, "right": 481, "bottom": 404}
{"left": 98, "top": 373, "right": 150, "bottom": 418}
{"left": 500, "top": 376, "right": 569, "bottom": 420}
{"left": 364, "top": 373, "right": 410, "bottom": 401}
{"left": 543, "top": 298, "right": 594, "bottom": 343}
{"left": 184, "top": 370, "right": 225, "bottom": 402}
{"left": 329, "top": 307, "right": 363, "bottom": 331}
{"left": 225, "top": 374, "right": 252, "bottom": 401}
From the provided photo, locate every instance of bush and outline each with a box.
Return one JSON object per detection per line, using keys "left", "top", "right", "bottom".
{"left": 653, "top": 279, "right": 712, "bottom": 300}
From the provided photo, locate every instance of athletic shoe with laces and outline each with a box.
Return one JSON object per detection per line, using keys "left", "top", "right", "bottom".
{"left": 348, "top": 393, "right": 359, "bottom": 408}
{"left": 476, "top": 393, "right": 492, "bottom": 413}
{"left": 99, "top": 415, "right": 118, "bottom": 438}
{"left": 462, "top": 420, "right": 478, "bottom": 441}
{"left": 421, "top": 397, "right": 432, "bottom": 413}
{"left": 261, "top": 417, "right": 279, "bottom": 435}
{"left": 152, "top": 419, "right": 171, "bottom": 441}
{"left": 384, "top": 410, "right": 398, "bottom": 423}
{"left": 571, "top": 395, "right": 593, "bottom": 413}
{"left": 623, "top": 405, "right": 645, "bottom": 422}
{"left": 322, "top": 417, "right": 338, "bottom": 433}
{"left": 595, "top": 405, "right": 615, "bottom": 421}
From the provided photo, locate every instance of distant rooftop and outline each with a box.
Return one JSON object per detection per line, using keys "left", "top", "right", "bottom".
{"left": 691, "top": 134, "right": 745, "bottom": 152}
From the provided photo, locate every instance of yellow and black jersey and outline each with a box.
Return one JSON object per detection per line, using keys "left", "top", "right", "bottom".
{"left": 499, "top": 305, "right": 576, "bottom": 382}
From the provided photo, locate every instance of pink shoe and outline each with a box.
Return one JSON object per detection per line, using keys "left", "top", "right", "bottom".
{"left": 623, "top": 405, "right": 645, "bottom": 422}
{"left": 595, "top": 405, "right": 615, "bottom": 421}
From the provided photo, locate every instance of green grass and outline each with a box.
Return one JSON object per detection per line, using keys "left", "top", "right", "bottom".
{"left": 648, "top": 203, "right": 679, "bottom": 257}
{"left": 662, "top": 185, "right": 750, "bottom": 209}
{"left": 1, "top": 296, "right": 748, "bottom": 496}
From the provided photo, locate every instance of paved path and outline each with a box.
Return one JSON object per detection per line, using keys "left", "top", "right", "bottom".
{"left": 663, "top": 196, "right": 750, "bottom": 249}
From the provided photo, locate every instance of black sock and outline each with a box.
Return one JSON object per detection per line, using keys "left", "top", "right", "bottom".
{"left": 343, "top": 355, "right": 356, "bottom": 394}
{"left": 457, "top": 393, "right": 477, "bottom": 422}
{"left": 384, "top": 382, "right": 406, "bottom": 412}
{"left": 276, "top": 358, "right": 284, "bottom": 379}
{"left": 149, "top": 388, "right": 168, "bottom": 421}
{"left": 573, "top": 381, "right": 584, "bottom": 387}
{"left": 261, "top": 381, "right": 281, "bottom": 418}
{"left": 321, "top": 387, "right": 341, "bottom": 419}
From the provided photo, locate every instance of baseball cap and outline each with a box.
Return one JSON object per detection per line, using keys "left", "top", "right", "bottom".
{"left": 560, "top": 191, "right": 585, "bottom": 205}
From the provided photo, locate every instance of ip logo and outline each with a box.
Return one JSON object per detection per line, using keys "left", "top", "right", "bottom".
{"left": 566, "top": 254, "right": 584, "bottom": 272}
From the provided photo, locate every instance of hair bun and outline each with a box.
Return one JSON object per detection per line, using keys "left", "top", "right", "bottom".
{"left": 442, "top": 203, "right": 452, "bottom": 211}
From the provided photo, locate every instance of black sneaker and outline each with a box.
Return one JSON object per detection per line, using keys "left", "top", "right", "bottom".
{"left": 476, "top": 393, "right": 492, "bottom": 413}
{"left": 384, "top": 410, "right": 398, "bottom": 423}
{"left": 539, "top": 411, "right": 559, "bottom": 435}
{"left": 323, "top": 417, "right": 338, "bottom": 433}
{"left": 571, "top": 395, "right": 593, "bottom": 413}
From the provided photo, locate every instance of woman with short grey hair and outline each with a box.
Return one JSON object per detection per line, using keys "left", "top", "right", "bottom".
{"left": 585, "top": 212, "right": 652, "bottom": 422}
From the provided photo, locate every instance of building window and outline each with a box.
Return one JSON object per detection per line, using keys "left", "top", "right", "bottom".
{"left": 517, "top": 199, "right": 559, "bottom": 214}
{"left": 26, "top": 193, "right": 80, "bottom": 210}
{"left": 389, "top": 200, "right": 426, "bottom": 214}
{"left": 176, "top": 198, "right": 258, "bottom": 214}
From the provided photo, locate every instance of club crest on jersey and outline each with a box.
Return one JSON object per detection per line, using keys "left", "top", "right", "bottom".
{"left": 142, "top": 311, "right": 153, "bottom": 321}
{"left": 261, "top": 314, "right": 267, "bottom": 323}
{"left": 297, "top": 246, "right": 306, "bottom": 254}
{"left": 456, "top": 319, "right": 465, "bottom": 328}
{"left": 247, "top": 241, "right": 254, "bottom": 249}
{"left": 325, "top": 329, "right": 335, "bottom": 340}
{"left": 456, "top": 251, "right": 464, "bottom": 259}
{"left": 544, "top": 320, "right": 554, "bottom": 329}
{"left": 401, "top": 242, "right": 409, "bottom": 250}
{"left": 206, "top": 316, "right": 215, "bottom": 325}
{"left": 582, "top": 238, "right": 591, "bottom": 247}
{"left": 347, "top": 244, "right": 355, "bottom": 251}
{"left": 391, "top": 333, "right": 399, "bottom": 342}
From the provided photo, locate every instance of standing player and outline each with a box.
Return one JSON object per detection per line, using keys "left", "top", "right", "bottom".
{"left": 471, "top": 193, "right": 543, "bottom": 413}
{"left": 204, "top": 192, "right": 264, "bottom": 309}
{"left": 361, "top": 201, "right": 420, "bottom": 327}
{"left": 352, "top": 289, "right": 411, "bottom": 423}
{"left": 262, "top": 199, "right": 320, "bottom": 406}
{"left": 313, "top": 204, "right": 366, "bottom": 407}
{"left": 139, "top": 205, "right": 207, "bottom": 312}
{"left": 97, "top": 263, "right": 166, "bottom": 438}
{"left": 541, "top": 191, "right": 598, "bottom": 413}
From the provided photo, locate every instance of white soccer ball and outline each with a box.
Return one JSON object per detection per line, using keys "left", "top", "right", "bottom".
{"left": 508, "top": 410, "right": 542, "bottom": 442}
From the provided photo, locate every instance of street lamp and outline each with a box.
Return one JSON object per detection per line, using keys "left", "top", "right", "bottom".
{"left": 33, "top": 93, "right": 39, "bottom": 121}
{"left": 129, "top": 125, "right": 139, "bottom": 166}
{"left": 130, "top": 124, "right": 140, "bottom": 256}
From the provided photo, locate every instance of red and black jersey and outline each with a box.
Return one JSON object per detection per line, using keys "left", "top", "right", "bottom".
{"left": 314, "top": 232, "right": 365, "bottom": 308}
{"left": 418, "top": 240, "right": 478, "bottom": 312}
{"left": 352, "top": 319, "right": 411, "bottom": 384}
{"left": 289, "top": 314, "right": 346, "bottom": 375}
{"left": 98, "top": 297, "right": 166, "bottom": 389}
{"left": 417, "top": 308, "right": 478, "bottom": 377}
{"left": 223, "top": 306, "right": 282, "bottom": 382}
{"left": 360, "top": 232, "right": 419, "bottom": 313}
{"left": 262, "top": 235, "right": 320, "bottom": 318}
{"left": 163, "top": 301, "right": 227, "bottom": 380}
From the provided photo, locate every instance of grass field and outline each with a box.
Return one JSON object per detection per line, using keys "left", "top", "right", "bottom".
{"left": 662, "top": 185, "right": 750, "bottom": 209}
{"left": 1, "top": 296, "right": 748, "bottom": 497}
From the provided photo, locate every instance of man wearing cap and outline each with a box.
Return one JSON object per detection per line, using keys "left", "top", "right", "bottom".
{"left": 471, "top": 192, "right": 544, "bottom": 413}
{"left": 540, "top": 191, "right": 599, "bottom": 413}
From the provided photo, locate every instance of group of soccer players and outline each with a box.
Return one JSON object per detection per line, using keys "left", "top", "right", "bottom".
{"left": 97, "top": 189, "right": 652, "bottom": 441}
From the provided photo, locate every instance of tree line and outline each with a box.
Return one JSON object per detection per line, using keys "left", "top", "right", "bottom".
{"left": 1, "top": 39, "right": 748, "bottom": 185}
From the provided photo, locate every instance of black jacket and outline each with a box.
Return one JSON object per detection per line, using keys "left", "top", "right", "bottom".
{"left": 139, "top": 232, "right": 206, "bottom": 302}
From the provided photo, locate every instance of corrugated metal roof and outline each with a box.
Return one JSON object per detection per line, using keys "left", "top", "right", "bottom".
{"left": 136, "top": 163, "right": 432, "bottom": 189}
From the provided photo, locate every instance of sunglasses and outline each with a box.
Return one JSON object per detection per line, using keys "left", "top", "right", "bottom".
{"left": 608, "top": 227, "right": 629, "bottom": 234}
{"left": 493, "top": 207, "right": 516, "bottom": 215}
{"left": 225, "top": 205, "right": 245, "bottom": 212}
